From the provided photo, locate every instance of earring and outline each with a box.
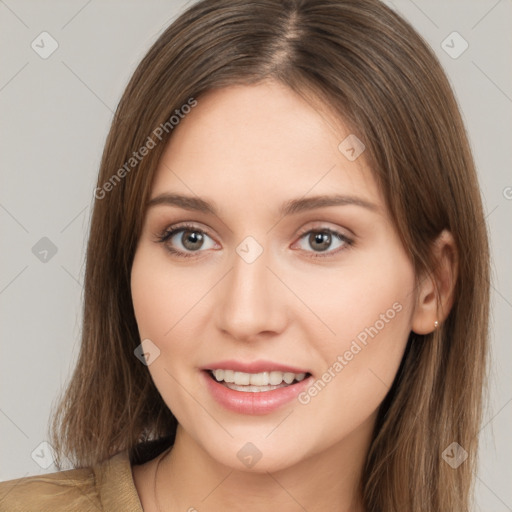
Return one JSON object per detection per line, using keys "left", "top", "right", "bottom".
{"left": 434, "top": 320, "right": 439, "bottom": 329}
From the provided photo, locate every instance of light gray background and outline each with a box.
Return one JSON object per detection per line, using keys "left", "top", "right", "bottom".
{"left": 0, "top": 0, "right": 511, "bottom": 509}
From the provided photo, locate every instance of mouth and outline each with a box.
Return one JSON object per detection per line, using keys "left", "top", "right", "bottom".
{"left": 201, "top": 365, "right": 314, "bottom": 415}
{"left": 206, "top": 369, "right": 311, "bottom": 392}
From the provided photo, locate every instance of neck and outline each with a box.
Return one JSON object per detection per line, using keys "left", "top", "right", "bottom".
{"left": 155, "top": 420, "right": 374, "bottom": 512}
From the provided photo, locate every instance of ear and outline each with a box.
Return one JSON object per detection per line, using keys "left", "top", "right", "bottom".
{"left": 411, "top": 229, "right": 458, "bottom": 335}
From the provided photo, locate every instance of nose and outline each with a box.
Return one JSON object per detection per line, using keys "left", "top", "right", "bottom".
{"left": 214, "top": 246, "right": 288, "bottom": 342}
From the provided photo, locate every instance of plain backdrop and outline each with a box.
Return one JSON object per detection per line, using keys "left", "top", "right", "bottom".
{"left": 0, "top": 0, "right": 511, "bottom": 510}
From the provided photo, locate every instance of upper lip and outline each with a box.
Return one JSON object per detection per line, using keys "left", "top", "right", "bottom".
{"left": 201, "top": 360, "right": 310, "bottom": 374}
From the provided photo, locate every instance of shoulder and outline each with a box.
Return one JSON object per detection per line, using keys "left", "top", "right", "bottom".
{"left": 0, "top": 465, "right": 99, "bottom": 512}
{"left": 0, "top": 451, "right": 142, "bottom": 512}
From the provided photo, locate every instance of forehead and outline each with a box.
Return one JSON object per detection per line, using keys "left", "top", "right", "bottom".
{"left": 150, "top": 80, "right": 384, "bottom": 218}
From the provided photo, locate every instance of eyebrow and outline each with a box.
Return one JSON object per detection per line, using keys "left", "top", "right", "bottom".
{"left": 147, "top": 193, "right": 379, "bottom": 216}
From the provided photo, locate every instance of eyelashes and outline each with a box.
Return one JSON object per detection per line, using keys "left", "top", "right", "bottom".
{"left": 156, "top": 223, "right": 218, "bottom": 259}
{"left": 155, "top": 222, "right": 354, "bottom": 259}
{"left": 293, "top": 227, "right": 354, "bottom": 257}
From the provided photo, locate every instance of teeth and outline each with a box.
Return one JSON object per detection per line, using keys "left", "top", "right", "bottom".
{"left": 234, "top": 371, "right": 250, "bottom": 385}
{"left": 269, "top": 371, "right": 283, "bottom": 385}
{"left": 223, "top": 369, "right": 235, "bottom": 383}
{"left": 283, "top": 372, "right": 295, "bottom": 384}
{"left": 250, "top": 372, "right": 268, "bottom": 386}
{"left": 211, "top": 369, "right": 307, "bottom": 386}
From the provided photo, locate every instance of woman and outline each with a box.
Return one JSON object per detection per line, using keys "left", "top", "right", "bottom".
{"left": 0, "top": 0, "right": 489, "bottom": 510}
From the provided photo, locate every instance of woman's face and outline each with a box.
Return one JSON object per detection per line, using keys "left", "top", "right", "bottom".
{"left": 131, "top": 80, "right": 417, "bottom": 472}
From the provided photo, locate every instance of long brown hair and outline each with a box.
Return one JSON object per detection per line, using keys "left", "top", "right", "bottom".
{"left": 49, "top": 0, "right": 490, "bottom": 510}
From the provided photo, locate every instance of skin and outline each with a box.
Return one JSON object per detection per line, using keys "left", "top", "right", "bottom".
{"left": 130, "top": 79, "right": 456, "bottom": 512}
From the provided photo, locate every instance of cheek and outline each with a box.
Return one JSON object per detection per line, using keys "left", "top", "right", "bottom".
{"left": 292, "top": 247, "right": 415, "bottom": 427}
{"left": 296, "top": 239, "right": 415, "bottom": 355}
{"left": 131, "top": 247, "right": 206, "bottom": 342}
{"left": 130, "top": 247, "right": 206, "bottom": 418}
{"left": 130, "top": 246, "right": 222, "bottom": 388}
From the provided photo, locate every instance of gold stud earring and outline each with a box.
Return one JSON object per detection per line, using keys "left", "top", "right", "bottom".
{"left": 434, "top": 320, "right": 439, "bottom": 329}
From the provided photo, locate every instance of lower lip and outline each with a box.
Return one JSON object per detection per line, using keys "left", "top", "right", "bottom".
{"left": 202, "top": 371, "right": 313, "bottom": 415}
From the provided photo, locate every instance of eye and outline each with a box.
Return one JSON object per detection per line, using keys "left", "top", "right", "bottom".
{"left": 156, "top": 223, "right": 218, "bottom": 258}
{"left": 155, "top": 223, "right": 353, "bottom": 259}
{"left": 293, "top": 228, "right": 353, "bottom": 257}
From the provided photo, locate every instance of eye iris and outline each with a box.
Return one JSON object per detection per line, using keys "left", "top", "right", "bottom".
{"left": 309, "top": 231, "right": 331, "bottom": 252}
{"left": 182, "top": 230, "right": 203, "bottom": 250}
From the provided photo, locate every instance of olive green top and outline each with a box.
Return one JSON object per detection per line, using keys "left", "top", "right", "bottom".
{"left": 0, "top": 450, "right": 143, "bottom": 512}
